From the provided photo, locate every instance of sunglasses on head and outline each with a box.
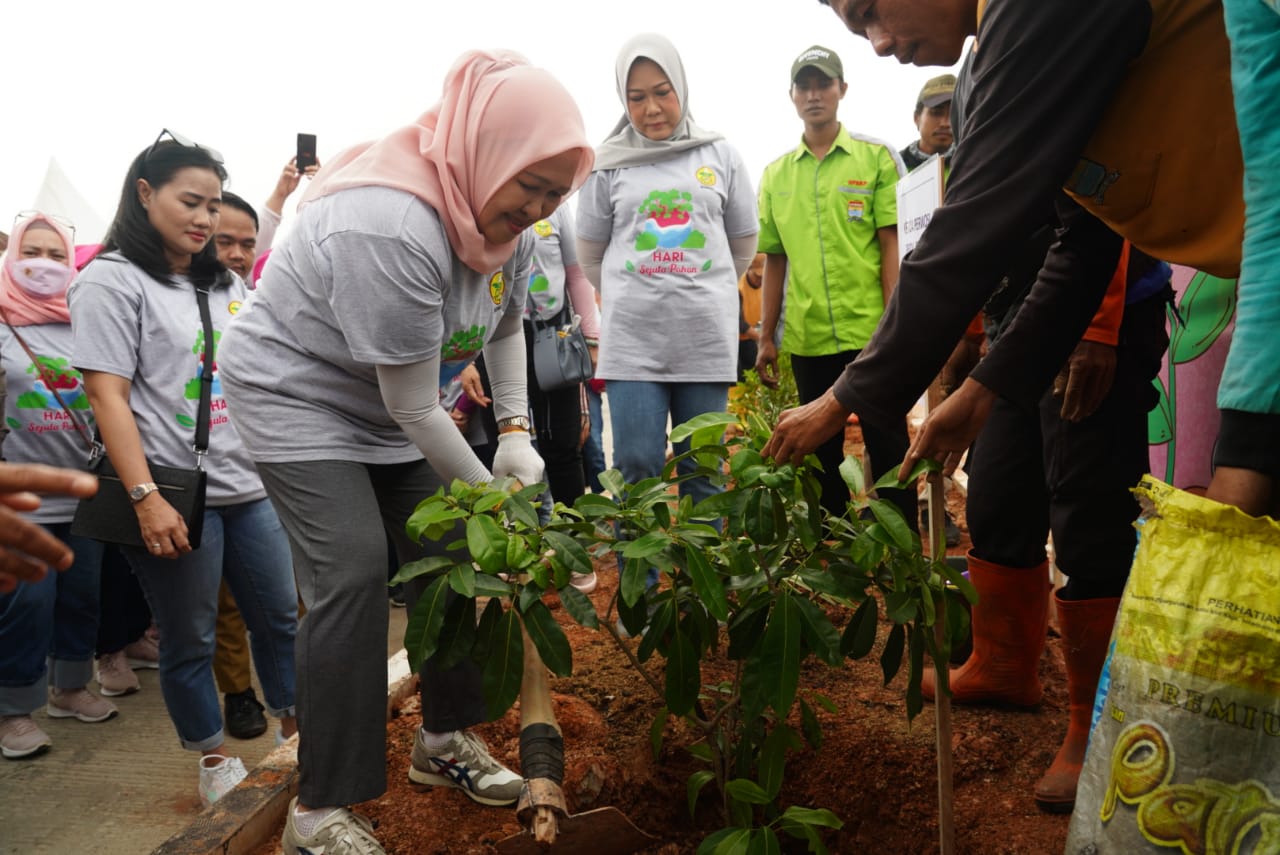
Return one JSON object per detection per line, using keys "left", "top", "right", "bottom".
{"left": 144, "top": 128, "right": 224, "bottom": 166}
{"left": 13, "top": 210, "right": 76, "bottom": 239}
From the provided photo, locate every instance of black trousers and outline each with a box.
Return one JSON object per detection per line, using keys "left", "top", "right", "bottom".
{"left": 790, "top": 351, "right": 918, "bottom": 530}
{"left": 95, "top": 545, "right": 152, "bottom": 654}
{"left": 966, "top": 291, "right": 1169, "bottom": 599}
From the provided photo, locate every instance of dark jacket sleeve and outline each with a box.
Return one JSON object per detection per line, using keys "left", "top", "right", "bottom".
{"left": 831, "top": 0, "right": 1151, "bottom": 430}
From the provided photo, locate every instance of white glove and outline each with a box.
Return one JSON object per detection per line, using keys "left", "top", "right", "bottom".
{"left": 491, "top": 431, "right": 545, "bottom": 488}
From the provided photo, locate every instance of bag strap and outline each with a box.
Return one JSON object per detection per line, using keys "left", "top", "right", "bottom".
{"left": 0, "top": 308, "right": 95, "bottom": 451}
{"left": 193, "top": 284, "right": 215, "bottom": 457}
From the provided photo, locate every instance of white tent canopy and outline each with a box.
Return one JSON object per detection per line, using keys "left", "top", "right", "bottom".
{"left": 29, "top": 157, "right": 108, "bottom": 245}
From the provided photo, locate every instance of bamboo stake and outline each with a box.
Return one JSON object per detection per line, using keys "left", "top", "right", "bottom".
{"left": 925, "top": 382, "right": 956, "bottom": 855}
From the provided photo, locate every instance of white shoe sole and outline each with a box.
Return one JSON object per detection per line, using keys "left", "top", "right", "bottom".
{"left": 1, "top": 741, "right": 51, "bottom": 759}
{"left": 127, "top": 659, "right": 160, "bottom": 670}
{"left": 46, "top": 703, "right": 117, "bottom": 723}
{"left": 97, "top": 683, "right": 139, "bottom": 698}
{"left": 407, "top": 764, "right": 519, "bottom": 806}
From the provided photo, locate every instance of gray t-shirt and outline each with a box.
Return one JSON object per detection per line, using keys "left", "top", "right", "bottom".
{"left": 69, "top": 255, "right": 267, "bottom": 506}
{"left": 1, "top": 323, "right": 96, "bottom": 522}
{"left": 526, "top": 206, "right": 576, "bottom": 322}
{"left": 576, "top": 140, "right": 758, "bottom": 383}
{"left": 218, "top": 185, "right": 532, "bottom": 464}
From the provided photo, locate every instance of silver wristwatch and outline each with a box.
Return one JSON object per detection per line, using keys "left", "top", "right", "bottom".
{"left": 496, "top": 415, "right": 531, "bottom": 433}
{"left": 128, "top": 482, "right": 160, "bottom": 503}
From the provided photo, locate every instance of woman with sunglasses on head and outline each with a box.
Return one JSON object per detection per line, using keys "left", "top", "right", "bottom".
{"left": 68, "top": 133, "right": 297, "bottom": 806}
{"left": 218, "top": 50, "right": 592, "bottom": 855}
{"left": 0, "top": 211, "right": 117, "bottom": 760}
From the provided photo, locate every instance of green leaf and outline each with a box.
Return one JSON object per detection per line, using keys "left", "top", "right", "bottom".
{"left": 755, "top": 827, "right": 782, "bottom": 855}
{"left": 621, "top": 531, "right": 672, "bottom": 559}
{"left": 466, "top": 515, "right": 508, "bottom": 573}
{"left": 434, "top": 593, "right": 478, "bottom": 670}
{"left": 472, "top": 490, "right": 507, "bottom": 514}
{"left": 759, "top": 592, "right": 801, "bottom": 714}
{"left": 405, "top": 503, "right": 466, "bottom": 544}
{"left": 791, "top": 596, "right": 841, "bottom": 666}
{"left": 472, "top": 573, "right": 514, "bottom": 598}
{"left": 664, "top": 627, "right": 700, "bottom": 715}
{"left": 670, "top": 411, "right": 736, "bottom": 444}
{"left": 758, "top": 723, "right": 795, "bottom": 800}
{"left": 779, "top": 805, "right": 844, "bottom": 829}
{"left": 616, "top": 585, "right": 650, "bottom": 636}
{"left": 686, "top": 769, "right": 714, "bottom": 818}
{"left": 389, "top": 555, "right": 454, "bottom": 586}
{"left": 840, "top": 596, "right": 879, "bottom": 660}
{"left": 743, "top": 490, "right": 778, "bottom": 545}
{"left": 637, "top": 599, "right": 674, "bottom": 664}
{"left": 685, "top": 546, "right": 730, "bottom": 622}
{"left": 447, "top": 564, "right": 476, "bottom": 598}
{"left": 1147, "top": 377, "right": 1173, "bottom": 444}
{"left": 936, "top": 560, "right": 978, "bottom": 604}
{"left": 872, "top": 457, "right": 941, "bottom": 491}
{"left": 651, "top": 706, "right": 669, "bottom": 761}
{"left": 1170, "top": 271, "right": 1237, "bottom": 364}
{"left": 879, "top": 622, "right": 906, "bottom": 686}
{"left": 906, "top": 623, "right": 925, "bottom": 720}
{"left": 480, "top": 609, "right": 524, "bottom": 720}
{"left": 799, "top": 696, "right": 823, "bottom": 749}
{"left": 653, "top": 500, "right": 671, "bottom": 529}
{"left": 558, "top": 583, "right": 599, "bottom": 629}
{"left": 884, "top": 589, "right": 919, "bottom": 625}
{"left": 473, "top": 596, "right": 504, "bottom": 660}
{"left": 520, "top": 599, "right": 572, "bottom": 677}
{"left": 542, "top": 530, "right": 593, "bottom": 578}
{"left": 598, "top": 468, "right": 626, "bottom": 497}
{"left": 687, "top": 742, "right": 714, "bottom": 762}
{"left": 728, "top": 603, "right": 770, "bottom": 659}
{"left": 404, "top": 575, "right": 450, "bottom": 672}
{"left": 838, "top": 454, "right": 866, "bottom": 496}
{"left": 868, "top": 498, "right": 914, "bottom": 552}
{"left": 725, "top": 778, "right": 770, "bottom": 805}
{"left": 697, "top": 828, "right": 750, "bottom": 855}
{"left": 621, "top": 555, "right": 652, "bottom": 607}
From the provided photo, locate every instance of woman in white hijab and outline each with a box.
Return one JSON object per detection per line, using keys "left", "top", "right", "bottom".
{"left": 576, "top": 33, "right": 759, "bottom": 594}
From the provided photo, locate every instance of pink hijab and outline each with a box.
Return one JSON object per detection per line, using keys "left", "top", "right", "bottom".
{"left": 301, "top": 50, "right": 594, "bottom": 274}
{"left": 0, "top": 213, "right": 76, "bottom": 326}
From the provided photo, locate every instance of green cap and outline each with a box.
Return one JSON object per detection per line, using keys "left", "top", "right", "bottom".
{"left": 791, "top": 45, "right": 843, "bottom": 83}
{"left": 916, "top": 74, "right": 956, "bottom": 109}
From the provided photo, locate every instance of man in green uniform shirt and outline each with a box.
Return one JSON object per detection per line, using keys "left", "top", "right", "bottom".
{"left": 755, "top": 44, "right": 914, "bottom": 527}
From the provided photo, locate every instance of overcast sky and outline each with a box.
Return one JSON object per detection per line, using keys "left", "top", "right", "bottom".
{"left": 2, "top": 0, "right": 963, "bottom": 243}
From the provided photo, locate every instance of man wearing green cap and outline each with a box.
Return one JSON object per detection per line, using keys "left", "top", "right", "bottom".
{"left": 754, "top": 45, "right": 916, "bottom": 528}
{"left": 900, "top": 74, "right": 955, "bottom": 173}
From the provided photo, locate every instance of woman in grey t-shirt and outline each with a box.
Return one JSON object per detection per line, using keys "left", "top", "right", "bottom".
{"left": 219, "top": 51, "right": 594, "bottom": 853}
{"left": 70, "top": 135, "right": 297, "bottom": 808}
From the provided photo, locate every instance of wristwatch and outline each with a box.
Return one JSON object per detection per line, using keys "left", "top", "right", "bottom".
{"left": 129, "top": 482, "right": 159, "bottom": 503}
{"left": 496, "top": 416, "right": 531, "bottom": 434}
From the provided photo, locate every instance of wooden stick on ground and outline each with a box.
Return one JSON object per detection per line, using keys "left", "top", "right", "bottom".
{"left": 516, "top": 614, "right": 567, "bottom": 844}
{"left": 925, "top": 381, "right": 956, "bottom": 855}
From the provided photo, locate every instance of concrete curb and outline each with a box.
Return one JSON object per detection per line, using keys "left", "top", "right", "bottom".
{"left": 149, "top": 649, "right": 419, "bottom": 855}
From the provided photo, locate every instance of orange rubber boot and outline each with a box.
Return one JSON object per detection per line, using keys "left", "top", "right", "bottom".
{"left": 922, "top": 551, "right": 1051, "bottom": 707}
{"left": 1033, "top": 593, "right": 1120, "bottom": 813}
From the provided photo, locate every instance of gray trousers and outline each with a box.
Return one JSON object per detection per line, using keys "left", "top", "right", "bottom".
{"left": 257, "top": 459, "right": 485, "bottom": 807}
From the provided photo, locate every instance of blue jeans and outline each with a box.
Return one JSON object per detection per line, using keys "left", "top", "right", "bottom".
{"left": 0, "top": 526, "right": 103, "bottom": 716}
{"left": 607, "top": 381, "right": 729, "bottom": 585}
{"left": 582, "top": 384, "right": 607, "bottom": 493}
{"left": 124, "top": 498, "right": 297, "bottom": 751}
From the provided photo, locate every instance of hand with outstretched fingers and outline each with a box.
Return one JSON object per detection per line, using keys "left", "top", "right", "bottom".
{"left": 901, "top": 377, "right": 997, "bottom": 480}
{"left": 0, "top": 463, "right": 98, "bottom": 591}
{"left": 1053, "top": 340, "right": 1117, "bottom": 422}
{"left": 762, "top": 389, "right": 848, "bottom": 467}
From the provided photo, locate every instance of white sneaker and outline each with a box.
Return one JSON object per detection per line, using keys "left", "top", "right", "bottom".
{"left": 198, "top": 754, "right": 247, "bottom": 808}
{"left": 282, "top": 797, "right": 384, "bottom": 854}
{"left": 408, "top": 729, "right": 522, "bottom": 806}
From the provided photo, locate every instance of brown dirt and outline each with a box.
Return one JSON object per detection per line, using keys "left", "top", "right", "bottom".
{"left": 249, "top": 483, "right": 1072, "bottom": 854}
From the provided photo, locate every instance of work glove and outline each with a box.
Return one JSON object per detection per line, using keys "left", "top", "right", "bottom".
{"left": 491, "top": 430, "right": 545, "bottom": 489}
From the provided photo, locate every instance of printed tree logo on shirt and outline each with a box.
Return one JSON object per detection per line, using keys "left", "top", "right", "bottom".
{"left": 627, "top": 188, "right": 711, "bottom": 275}
{"left": 176, "top": 330, "right": 222, "bottom": 428}
{"left": 441, "top": 325, "right": 487, "bottom": 362}
{"left": 528, "top": 271, "right": 556, "bottom": 310}
{"left": 15, "top": 356, "right": 90, "bottom": 412}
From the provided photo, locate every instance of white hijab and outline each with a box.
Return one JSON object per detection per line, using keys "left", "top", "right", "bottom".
{"left": 593, "top": 33, "right": 724, "bottom": 171}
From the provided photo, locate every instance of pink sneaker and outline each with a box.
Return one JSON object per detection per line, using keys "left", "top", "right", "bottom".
{"left": 124, "top": 634, "right": 160, "bottom": 670}
{"left": 96, "top": 650, "right": 141, "bottom": 697}
{"left": 0, "top": 715, "right": 51, "bottom": 759}
{"left": 48, "top": 687, "right": 118, "bottom": 723}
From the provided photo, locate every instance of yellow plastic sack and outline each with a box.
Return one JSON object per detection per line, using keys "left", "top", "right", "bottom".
{"left": 1066, "top": 476, "right": 1280, "bottom": 855}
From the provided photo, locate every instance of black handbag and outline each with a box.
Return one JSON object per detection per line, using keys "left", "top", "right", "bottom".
{"left": 70, "top": 285, "right": 215, "bottom": 549}
{"left": 529, "top": 295, "right": 593, "bottom": 392}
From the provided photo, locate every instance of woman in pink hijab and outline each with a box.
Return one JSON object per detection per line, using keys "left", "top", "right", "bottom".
{"left": 219, "top": 50, "right": 593, "bottom": 854}
{"left": 1, "top": 212, "right": 119, "bottom": 760}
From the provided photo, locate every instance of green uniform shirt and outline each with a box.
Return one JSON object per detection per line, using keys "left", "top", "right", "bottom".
{"left": 757, "top": 126, "right": 903, "bottom": 355}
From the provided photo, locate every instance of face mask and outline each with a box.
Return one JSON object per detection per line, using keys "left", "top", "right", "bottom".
{"left": 11, "top": 257, "right": 74, "bottom": 299}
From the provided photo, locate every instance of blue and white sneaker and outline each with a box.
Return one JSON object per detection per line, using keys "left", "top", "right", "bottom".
{"left": 281, "top": 797, "right": 383, "bottom": 855}
{"left": 408, "top": 728, "right": 521, "bottom": 806}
